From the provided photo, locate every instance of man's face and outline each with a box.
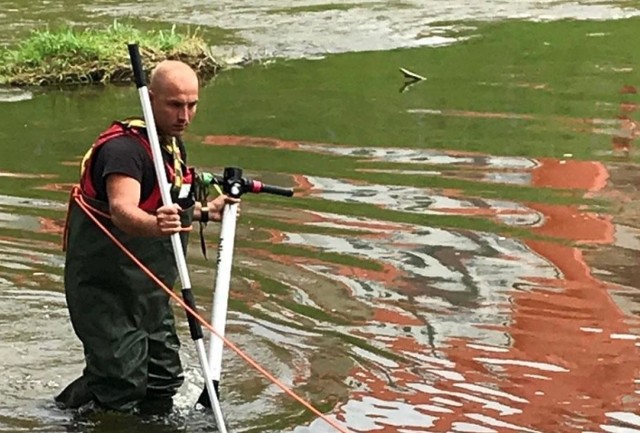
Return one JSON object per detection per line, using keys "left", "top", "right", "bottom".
{"left": 150, "top": 78, "right": 199, "bottom": 137}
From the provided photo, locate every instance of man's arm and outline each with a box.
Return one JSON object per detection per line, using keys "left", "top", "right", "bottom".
{"left": 107, "top": 174, "right": 182, "bottom": 236}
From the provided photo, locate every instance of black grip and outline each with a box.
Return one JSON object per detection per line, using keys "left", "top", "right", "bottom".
{"left": 181, "top": 289, "right": 204, "bottom": 340}
{"left": 127, "top": 43, "right": 146, "bottom": 88}
{"left": 260, "top": 184, "right": 294, "bottom": 197}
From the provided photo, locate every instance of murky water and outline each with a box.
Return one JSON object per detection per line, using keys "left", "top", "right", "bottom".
{"left": 2, "top": 0, "right": 640, "bottom": 55}
{"left": 2, "top": 2, "right": 640, "bottom": 433}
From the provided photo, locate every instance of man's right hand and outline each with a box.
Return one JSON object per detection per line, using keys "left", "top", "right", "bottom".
{"left": 155, "top": 203, "right": 183, "bottom": 235}
{"left": 108, "top": 174, "right": 183, "bottom": 237}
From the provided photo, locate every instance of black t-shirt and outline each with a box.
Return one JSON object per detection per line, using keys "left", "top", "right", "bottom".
{"left": 90, "top": 134, "right": 188, "bottom": 204}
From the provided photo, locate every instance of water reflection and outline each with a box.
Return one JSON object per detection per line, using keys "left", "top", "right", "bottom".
{"left": 257, "top": 150, "right": 637, "bottom": 431}
{"left": 199, "top": 130, "right": 640, "bottom": 431}
{"left": 611, "top": 84, "right": 639, "bottom": 158}
{"left": 297, "top": 175, "right": 544, "bottom": 227}
{"left": 0, "top": 88, "right": 32, "bottom": 102}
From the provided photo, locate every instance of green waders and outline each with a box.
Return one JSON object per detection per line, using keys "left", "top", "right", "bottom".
{"left": 56, "top": 195, "right": 193, "bottom": 412}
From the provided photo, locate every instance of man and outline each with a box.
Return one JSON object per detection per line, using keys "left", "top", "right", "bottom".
{"left": 56, "top": 60, "right": 235, "bottom": 413}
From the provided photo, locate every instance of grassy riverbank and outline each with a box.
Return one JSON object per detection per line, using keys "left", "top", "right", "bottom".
{"left": 0, "top": 21, "right": 220, "bottom": 86}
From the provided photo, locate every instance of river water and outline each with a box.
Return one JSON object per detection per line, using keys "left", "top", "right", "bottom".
{"left": 2, "top": 0, "right": 640, "bottom": 55}
{"left": 1, "top": 1, "right": 640, "bottom": 433}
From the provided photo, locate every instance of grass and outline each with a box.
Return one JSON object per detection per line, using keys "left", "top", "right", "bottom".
{"left": 0, "top": 20, "right": 220, "bottom": 86}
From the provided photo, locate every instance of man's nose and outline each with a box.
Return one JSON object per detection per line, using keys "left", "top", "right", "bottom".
{"left": 177, "top": 106, "right": 188, "bottom": 121}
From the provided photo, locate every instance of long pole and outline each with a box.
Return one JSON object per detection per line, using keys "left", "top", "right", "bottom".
{"left": 198, "top": 168, "right": 242, "bottom": 408}
{"left": 198, "top": 168, "right": 293, "bottom": 408}
{"left": 127, "top": 43, "right": 228, "bottom": 432}
{"left": 208, "top": 203, "right": 239, "bottom": 387}
{"left": 208, "top": 168, "right": 244, "bottom": 394}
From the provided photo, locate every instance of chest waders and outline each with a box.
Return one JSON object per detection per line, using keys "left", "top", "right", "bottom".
{"left": 56, "top": 120, "right": 194, "bottom": 413}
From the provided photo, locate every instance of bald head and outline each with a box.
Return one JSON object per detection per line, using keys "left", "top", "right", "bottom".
{"left": 149, "top": 60, "right": 199, "bottom": 93}
{"left": 148, "top": 60, "right": 200, "bottom": 137}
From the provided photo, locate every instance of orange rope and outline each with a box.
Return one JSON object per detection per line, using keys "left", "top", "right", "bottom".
{"left": 72, "top": 193, "right": 351, "bottom": 433}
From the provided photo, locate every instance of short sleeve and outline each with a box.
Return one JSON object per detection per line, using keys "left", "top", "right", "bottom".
{"left": 90, "top": 136, "right": 149, "bottom": 201}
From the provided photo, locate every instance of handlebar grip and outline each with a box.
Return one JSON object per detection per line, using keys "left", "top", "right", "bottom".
{"left": 127, "top": 43, "right": 146, "bottom": 88}
{"left": 251, "top": 181, "right": 294, "bottom": 197}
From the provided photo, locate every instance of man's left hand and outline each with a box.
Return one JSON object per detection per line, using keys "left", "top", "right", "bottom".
{"left": 207, "top": 195, "right": 241, "bottom": 222}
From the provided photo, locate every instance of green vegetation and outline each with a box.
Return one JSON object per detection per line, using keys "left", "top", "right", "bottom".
{"left": 0, "top": 21, "right": 220, "bottom": 86}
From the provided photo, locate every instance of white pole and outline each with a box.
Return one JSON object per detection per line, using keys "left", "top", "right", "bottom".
{"left": 127, "top": 43, "right": 227, "bottom": 432}
{"left": 208, "top": 203, "right": 239, "bottom": 382}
